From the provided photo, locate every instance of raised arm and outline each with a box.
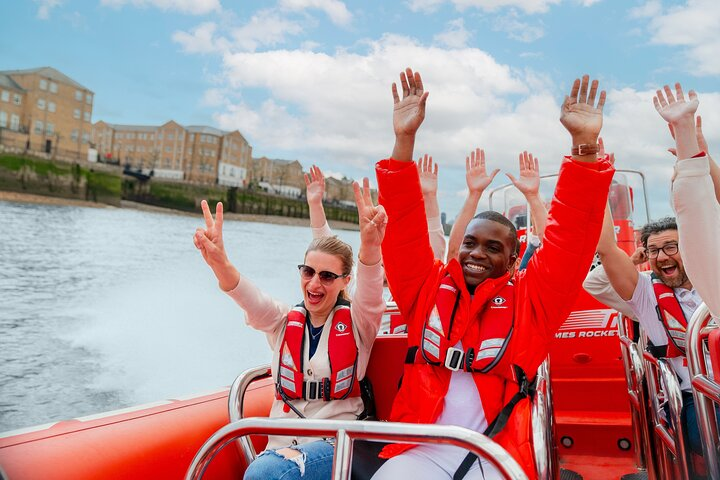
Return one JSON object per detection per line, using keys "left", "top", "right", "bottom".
{"left": 669, "top": 116, "right": 720, "bottom": 204}
{"left": 304, "top": 165, "right": 333, "bottom": 237}
{"left": 522, "top": 75, "right": 614, "bottom": 334}
{"left": 194, "top": 200, "right": 287, "bottom": 334}
{"left": 377, "top": 68, "right": 437, "bottom": 316}
{"left": 656, "top": 84, "right": 720, "bottom": 317}
{"left": 595, "top": 202, "right": 639, "bottom": 300}
{"left": 507, "top": 151, "right": 547, "bottom": 239}
{"left": 447, "top": 148, "right": 498, "bottom": 260}
{"left": 417, "top": 154, "right": 446, "bottom": 261}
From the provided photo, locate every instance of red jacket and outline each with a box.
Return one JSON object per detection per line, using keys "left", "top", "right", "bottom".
{"left": 376, "top": 157, "right": 613, "bottom": 477}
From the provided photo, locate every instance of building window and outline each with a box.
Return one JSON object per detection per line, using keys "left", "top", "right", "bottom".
{"left": 71, "top": 129, "right": 79, "bottom": 142}
{"left": 127, "top": 132, "right": 134, "bottom": 139}
{"left": 83, "top": 111, "right": 90, "bottom": 122}
{"left": 116, "top": 133, "right": 124, "bottom": 139}
{"left": 1, "top": 90, "right": 8, "bottom": 102}
{"left": 39, "top": 79, "right": 48, "bottom": 90}
{"left": 13, "top": 94, "right": 21, "bottom": 105}
{"left": 46, "top": 123, "right": 54, "bottom": 135}
{"left": 189, "top": 134, "right": 194, "bottom": 141}
{"left": 10, "top": 114, "right": 19, "bottom": 131}
{"left": 0, "top": 111, "right": 6, "bottom": 127}
{"left": 158, "top": 133, "right": 163, "bottom": 140}
{"left": 49, "top": 82, "right": 58, "bottom": 93}
{"left": 75, "top": 90, "right": 83, "bottom": 101}
{"left": 86, "top": 93, "right": 92, "bottom": 104}
{"left": 165, "top": 146, "right": 171, "bottom": 152}
{"left": 167, "top": 133, "right": 174, "bottom": 140}
{"left": 82, "top": 132, "right": 89, "bottom": 144}
{"left": 74, "top": 109, "right": 80, "bottom": 119}
{"left": 150, "top": 134, "right": 154, "bottom": 140}
{"left": 34, "top": 120, "right": 44, "bottom": 134}
{"left": 48, "top": 101, "right": 56, "bottom": 113}
{"left": 37, "top": 98, "right": 46, "bottom": 110}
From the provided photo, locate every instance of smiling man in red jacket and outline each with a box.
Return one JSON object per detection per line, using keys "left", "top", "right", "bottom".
{"left": 371, "top": 69, "right": 614, "bottom": 480}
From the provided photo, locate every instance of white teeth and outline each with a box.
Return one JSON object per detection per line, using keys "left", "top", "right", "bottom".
{"left": 466, "top": 264, "right": 486, "bottom": 272}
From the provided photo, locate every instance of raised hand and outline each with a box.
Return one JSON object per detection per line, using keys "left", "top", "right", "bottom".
{"left": 506, "top": 151, "right": 540, "bottom": 198}
{"left": 304, "top": 165, "right": 325, "bottom": 205}
{"left": 560, "top": 75, "right": 606, "bottom": 146}
{"left": 653, "top": 82, "right": 698, "bottom": 125}
{"left": 465, "top": 148, "right": 499, "bottom": 194}
{"left": 416, "top": 154, "right": 438, "bottom": 197}
{"left": 353, "top": 178, "right": 386, "bottom": 265}
{"left": 392, "top": 68, "right": 429, "bottom": 139}
{"left": 194, "top": 200, "right": 239, "bottom": 291}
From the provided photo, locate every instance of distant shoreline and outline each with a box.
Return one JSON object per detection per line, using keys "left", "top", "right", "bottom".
{"left": 0, "top": 190, "right": 360, "bottom": 231}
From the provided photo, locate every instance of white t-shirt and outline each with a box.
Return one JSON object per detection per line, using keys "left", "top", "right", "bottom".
{"left": 626, "top": 273, "right": 702, "bottom": 391}
{"left": 413, "top": 342, "right": 498, "bottom": 475}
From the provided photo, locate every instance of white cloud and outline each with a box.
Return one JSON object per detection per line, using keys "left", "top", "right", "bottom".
{"left": 433, "top": 18, "right": 472, "bottom": 48}
{"left": 407, "top": 0, "right": 562, "bottom": 14}
{"left": 176, "top": 31, "right": 718, "bottom": 219}
{"left": 100, "top": 0, "right": 221, "bottom": 15}
{"left": 636, "top": 0, "right": 720, "bottom": 76}
{"left": 629, "top": 0, "right": 661, "bottom": 18}
{"left": 279, "top": 0, "right": 353, "bottom": 26}
{"left": 172, "top": 22, "right": 228, "bottom": 54}
{"left": 172, "top": 10, "right": 304, "bottom": 54}
{"left": 35, "top": 0, "right": 62, "bottom": 19}
{"left": 493, "top": 10, "right": 544, "bottom": 42}
{"left": 230, "top": 9, "right": 304, "bottom": 52}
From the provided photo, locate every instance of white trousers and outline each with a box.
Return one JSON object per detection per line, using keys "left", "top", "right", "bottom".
{"left": 371, "top": 445, "right": 503, "bottom": 480}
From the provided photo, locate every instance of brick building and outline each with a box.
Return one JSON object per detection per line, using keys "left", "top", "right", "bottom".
{"left": 0, "top": 67, "right": 94, "bottom": 161}
{"left": 91, "top": 121, "right": 252, "bottom": 185}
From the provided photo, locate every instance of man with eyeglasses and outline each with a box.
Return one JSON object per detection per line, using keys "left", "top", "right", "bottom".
{"left": 584, "top": 210, "right": 706, "bottom": 468}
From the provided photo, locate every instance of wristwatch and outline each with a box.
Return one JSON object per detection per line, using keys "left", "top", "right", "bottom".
{"left": 572, "top": 144, "right": 599, "bottom": 156}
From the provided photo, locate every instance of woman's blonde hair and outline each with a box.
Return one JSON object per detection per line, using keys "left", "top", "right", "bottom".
{"left": 305, "top": 236, "right": 354, "bottom": 301}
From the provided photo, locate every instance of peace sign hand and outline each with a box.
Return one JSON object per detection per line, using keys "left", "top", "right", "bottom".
{"left": 194, "top": 200, "right": 229, "bottom": 269}
{"left": 353, "top": 178, "right": 386, "bottom": 265}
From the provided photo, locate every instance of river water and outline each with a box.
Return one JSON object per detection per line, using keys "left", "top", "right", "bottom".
{"left": 0, "top": 200, "right": 361, "bottom": 432}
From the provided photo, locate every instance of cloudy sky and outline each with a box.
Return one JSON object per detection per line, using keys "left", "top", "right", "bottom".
{"left": 3, "top": 0, "right": 718, "bottom": 220}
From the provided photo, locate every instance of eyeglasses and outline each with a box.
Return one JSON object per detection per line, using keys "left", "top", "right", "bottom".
{"left": 297, "top": 265, "right": 348, "bottom": 285}
{"left": 645, "top": 242, "right": 679, "bottom": 259}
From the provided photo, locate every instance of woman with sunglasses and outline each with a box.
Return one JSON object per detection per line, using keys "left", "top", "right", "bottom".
{"left": 193, "top": 179, "right": 386, "bottom": 480}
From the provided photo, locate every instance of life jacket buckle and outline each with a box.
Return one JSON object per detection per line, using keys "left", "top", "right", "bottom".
{"left": 444, "top": 347, "right": 465, "bottom": 371}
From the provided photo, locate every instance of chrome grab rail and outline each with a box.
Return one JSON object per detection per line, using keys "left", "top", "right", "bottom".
{"left": 531, "top": 358, "right": 558, "bottom": 480}
{"left": 617, "top": 313, "right": 653, "bottom": 475}
{"left": 686, "top": 303, "right": 720, "bottom": 479}
{"left": 228, "top": 364, "right": 273, "bottom": 466}
{"left": 643, "top": 352, "right": 689, "bottom": 480}
{"left": 184, "top": 418, "right": 528, "bottom": 480}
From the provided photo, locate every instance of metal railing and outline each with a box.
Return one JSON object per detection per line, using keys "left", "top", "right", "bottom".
{"left": 686, "top": 303, "right": 720, "bottom": 479}
{"left": 228, "top": 364, "right": 272, "bottom": 466}
{"left": 184, "top": 418, "right": 528, "bottom": 480}
{"left": 617, "top": 313, "right": 655, "bottom": 477}
{"left": 531, "top": 358, "right": 558, "bottom": 480}
{"left": 643, "top": 351, "right": 689, "bottom": 480}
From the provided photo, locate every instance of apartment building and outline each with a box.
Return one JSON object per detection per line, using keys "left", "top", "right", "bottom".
{"left": 91, "top": 121, "right": 252, "bottom": 185}
{"left": 250, "top": 157, "right": 305, "bottom": 196}
{"left": 0, "top": 67, "right": 94, "bottom": 161}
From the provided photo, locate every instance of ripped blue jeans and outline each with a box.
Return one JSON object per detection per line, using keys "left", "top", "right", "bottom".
{"left": 244, "top": 439, "right": 335, "bottom": 480}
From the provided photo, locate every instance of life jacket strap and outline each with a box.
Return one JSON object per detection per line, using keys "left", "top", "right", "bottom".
{"left": 302, "top": 379, "right": 331, "bottom": 401}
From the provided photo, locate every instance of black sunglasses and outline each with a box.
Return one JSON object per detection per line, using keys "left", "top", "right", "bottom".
{"left": 297, "top": 264, "right": 348, "bottom": 285}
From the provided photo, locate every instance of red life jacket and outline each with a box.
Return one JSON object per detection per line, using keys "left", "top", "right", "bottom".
{"left": 409, "top": 275, "right": 515, "bottom": 372}
{"left": 651, "top": 273, "right": 688, "bottom": 358}
{"left": 276, "top": 299, "right": 361, "bottom": 404}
